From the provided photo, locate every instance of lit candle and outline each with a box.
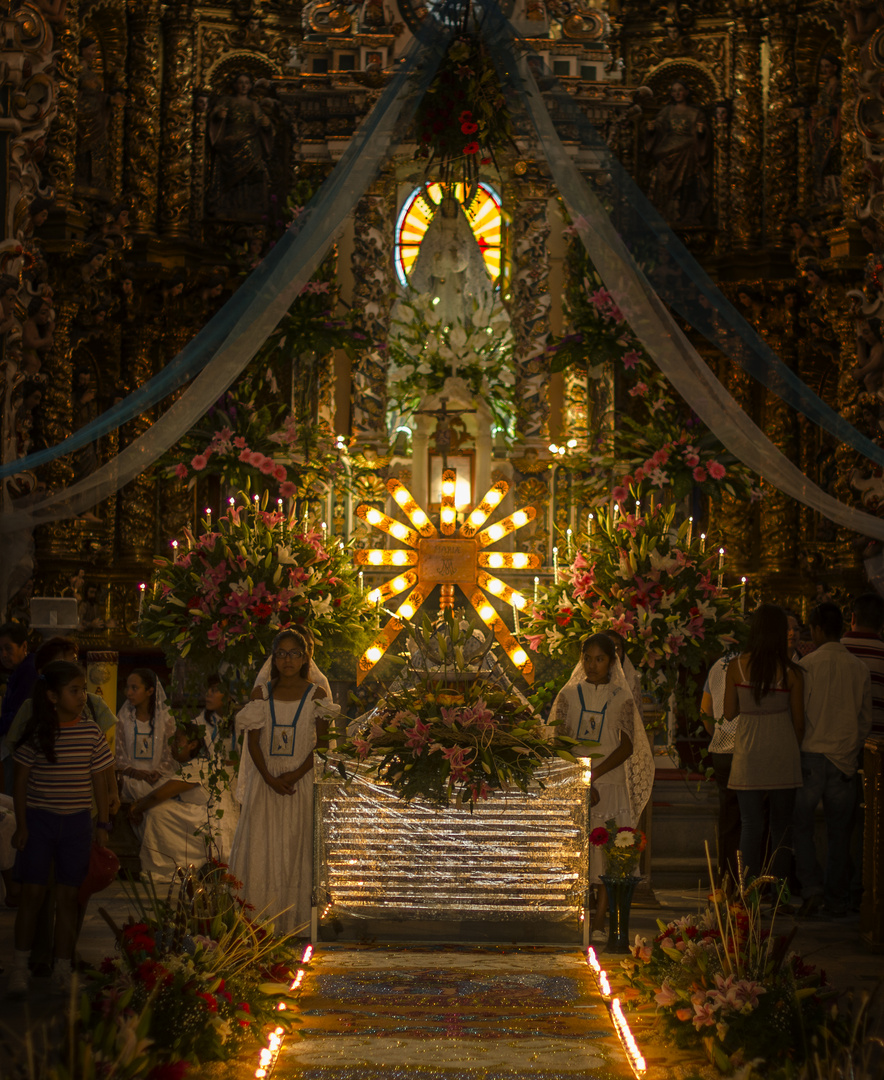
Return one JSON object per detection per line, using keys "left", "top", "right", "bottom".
{"left": 740, "top": 575, "right": 747, "bottom": 614}
{"left": 552, "top": 545, "right": 559, "bottom": 585}
{"left": 171, "top": 539, "right": 178, "bottom": 554}
{"left": 358, "top": 570, "right": 364, "bottom": 595}
{"left": 512, "top": 598, "right": 520, "bottom": 635}
{"left": 700, "top": 532, "right": 706, "bottom": 553}
{"left": 687, "top": 516, "right": 693, "bottom": 547}
{"left": 138, "top": 583, "right": 145, "bottom": 620}
{"left": 718, "top": 547, "right": 725, "bottom": 588}
{"left": 566, "top": 527, "right": 573, "bottom": 558}
{"left": 588, "top": 512, "right": 594, "bottom": 537}
{"left": 277, "top": 498, "right": 283, "bottom": 510}
{"left": 321, "top": 521, "right": 328, "bottom": 541}
{"left": 228, "top": 497, "right": 235, "bottom": 507}
{"left": 205, "top": 507, "right": 211, "bottom": 528}
{"left": 635, "top": 498, "right": 640, "bottom": 516}
{"left": 534, "top": 575, "right": 540, "bottom": 604}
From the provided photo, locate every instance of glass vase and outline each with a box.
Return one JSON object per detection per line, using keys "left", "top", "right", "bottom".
{"left": 600, "top": 874, "right": 640, "bottom": 954}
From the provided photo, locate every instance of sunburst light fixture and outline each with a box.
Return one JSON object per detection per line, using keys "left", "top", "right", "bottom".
{"left": 354, "top": 470, "right": 541, "bottom": 684}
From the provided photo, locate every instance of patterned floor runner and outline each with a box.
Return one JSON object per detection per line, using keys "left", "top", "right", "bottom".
{"left": 274, "top": 944, "right": 636, "bottom": 1079}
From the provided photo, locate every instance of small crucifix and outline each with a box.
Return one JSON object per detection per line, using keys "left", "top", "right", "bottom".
{"left": 415, "top": 397, "right": 476, "bottom": 469}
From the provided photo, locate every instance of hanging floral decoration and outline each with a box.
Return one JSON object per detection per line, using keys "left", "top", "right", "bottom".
{"left": 414, "top": 35, "right": 516, "bottom": 193}
{"left": 387, "top": 291, "right": 515, "bottom": 431}
{"left": 140, "top": 492, "right": 371, "bottom": 683}
{"left": 523, "top": 502, "right": 746, "bottom": 721}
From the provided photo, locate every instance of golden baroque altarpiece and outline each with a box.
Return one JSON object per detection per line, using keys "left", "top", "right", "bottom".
{"left": 2, "top": 0, "right": 884, "bottom": 643}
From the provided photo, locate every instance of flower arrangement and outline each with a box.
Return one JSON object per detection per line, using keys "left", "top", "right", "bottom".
{"left": 414, "top": 35, "right": 516, "bottom": 186}
{"left": 620, "top": 885, "right": 841, "bottom": 1075}
{"left": 590, "top": 817, "right": 647, "bottom": 879}
{"left": 13, "top": 868, "right": 308, "bottom": 1078}
{"left": 524, "top": 502, "right": 746, "bottom": 723}
{"left": 140, "top": 491, "right": 371, "bottom": 683}
{"left": 387, "top": 290, "right": 515, "bottom": 430}
{"left": 330, "top": 612, "right": 589, "bottom": 807}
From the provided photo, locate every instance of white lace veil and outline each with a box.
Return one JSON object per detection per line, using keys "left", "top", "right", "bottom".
{"left": 554, "top": 652, "right": 655, "bottom": 823}
{"left": 251, "top": 655, "right": 331, "bottom": 699}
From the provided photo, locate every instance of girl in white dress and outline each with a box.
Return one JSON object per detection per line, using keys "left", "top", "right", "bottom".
{"left": 229, "top": 629, "right": 339, "bottom": 935}
{"left": 115, "top": 669, "right": 175, "bottom": 812}
{"left": 551, "top": 633, "right": 654, "bottom": 938}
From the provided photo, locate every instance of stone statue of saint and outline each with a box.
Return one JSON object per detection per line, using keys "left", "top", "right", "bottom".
{"left": 644, "top": 80, "right": 711, "bottom": 228}
{"left": 75, "top": 37, "right": 124, "bottom": 190}
{"left": 408, "top": 189, "right": 494, "bottom": 325}
{"left": 207, "top": 73, "right": 273, "bottom": 219}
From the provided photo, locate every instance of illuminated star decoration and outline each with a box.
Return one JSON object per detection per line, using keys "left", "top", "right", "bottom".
{"left": 354, "top": 470, "right": 541, "bottom": 684}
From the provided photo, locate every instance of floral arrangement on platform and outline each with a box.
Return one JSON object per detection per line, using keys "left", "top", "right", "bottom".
{"left": 140, "top": 491, "right": 370, "bottom": 680}
{"left": 14, "top": 867, "right": 307, "bottom": 1078}
{"left": 620, "top": 884, "right": 841, "bottom": 1075}
{"left": 330, "top": 612, "right": 589, "bottom": 807}
{"left": 414, "top": 35, "right": 515, "bottom": 186}
{"left": 524, "top": 502, "right": 746, "bottom": 721}
{"left": 590, "top": 817, "right": 647, "bottom": 879}
{"left": 387, "top": 291, "right": 515, "bottom": 429}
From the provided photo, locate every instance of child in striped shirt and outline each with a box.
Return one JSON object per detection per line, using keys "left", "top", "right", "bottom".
{"left": 9, "top": 661, "right": 114, "bottom": 997}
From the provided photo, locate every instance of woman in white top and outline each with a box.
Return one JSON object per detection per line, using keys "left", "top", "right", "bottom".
{"left": 115, "top": 669, "right": 175, "bottom": 813}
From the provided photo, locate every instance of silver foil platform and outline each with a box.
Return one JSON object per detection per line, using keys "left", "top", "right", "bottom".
{"left": 313, "top": 760, "right": 591, "bottom": 943}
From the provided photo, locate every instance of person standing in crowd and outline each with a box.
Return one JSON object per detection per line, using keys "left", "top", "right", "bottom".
{"left": 230, "top": 629, "right": 339, "bottom": 934}
{"left": 841, "top": 593, "right": 884, "bottom": 738}
{"left": 0, "top": 623, "right": 38, "bottom": 794}
{"left": 724, "top": 604, "right": 804, "bottom": 884}
{"left": 794, "top": 603, "right": 871, "bottom": 919}
{"left": 701, "top": 648, "right": 742, "bottom": 883}
{"left": 115, "top": 669, "right": 175, "bottom": 815}
{"left": 9, "top": 661, "right": 114, "bottom": 997}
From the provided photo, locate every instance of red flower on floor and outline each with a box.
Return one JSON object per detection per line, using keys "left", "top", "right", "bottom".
{"left": 198, "top": 992, "right": 218, "bottom": 1012}
{"left": 589, "top": 827, "right": 610, "bottom": 846}
{"left": 237, "top": 1001, "right": 252, "bottom": 1027}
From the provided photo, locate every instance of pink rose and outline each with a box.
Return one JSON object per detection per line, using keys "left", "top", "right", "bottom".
{"left": 191, "top": 455, "right": 208, "bottom": 471}
{"left": 259, "top": 458, "right": 275, "bottom": 475}
{"left": 692, "top": 466, "right": 708, "bottom": 482}
{"left": 708, "top": 461, "right": 726, "bottom": 480}
{"left": 174, "top": 463, "right": 188, "bottom": 479}
{"left": 248, "top": 451, "right": 264, "bottom": 466}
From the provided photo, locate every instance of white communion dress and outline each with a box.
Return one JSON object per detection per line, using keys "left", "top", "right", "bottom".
{"left": 115, "top": 697, "right": 176, "bottom": 809}
{"left": 552, "top": 666, "right": 654, "bottom": 883}
{"left": 229, "top": 685, "right": 340, "bottom": 934}
{"left": 139, "top": 759, "right": 213, "bottom": 883}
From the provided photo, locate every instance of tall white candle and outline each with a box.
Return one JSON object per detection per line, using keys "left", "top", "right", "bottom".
{"left": 718, "top": 547, "right": 725, "bottom": 588}
{"left": 552, "top": 545, "right": 559, "bottom": 585}
{"left": 740, "top": 576, "right": 747, "bottom": 614}
{"left": 686, "top": 516, "right": 693, "bottom": 547}
{"left": 358, "top": 570, "right": 364, "bottom": 595}
{"left": 566, "top": 527, "right": 573, "bottom": 558}
{"left": 138, "top": 583, "right": 145, "bottom": 621}
{"left": 534, "top": 576, "right": 540, "bottom": 604}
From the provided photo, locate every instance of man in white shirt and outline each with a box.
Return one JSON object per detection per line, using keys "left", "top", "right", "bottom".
{"left": 795, "top": 603, "right": 872, "bottom": 918}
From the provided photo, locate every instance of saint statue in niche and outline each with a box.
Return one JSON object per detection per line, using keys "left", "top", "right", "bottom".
{"left": 644, "top": 80, "right": 711, "bottom": 228}
{"left": 207, "top": 73, "right": 274, "bottom": 220}
{"left": 75, "top": 37, "right": 124, "bottom": 190}
{"left": 809, "top": 54, "right": 841, "bottom": 205}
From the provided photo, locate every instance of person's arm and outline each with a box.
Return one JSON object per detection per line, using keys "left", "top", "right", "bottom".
{"left": 700, "top": 690, "right": 714, "bottom": 736}
{"left": 92, "top": 765, "right": 112, "bottom": 846}
{"left": 11, "top": 761, "right": 31, "bottom": 850}
{"left": 105, "top": 767, "right": 120, "bottom": 817}
{"left": 128, "top": 778, "right": 198, "bottom": 825}
{"left": 858, "top": 671, "right": 873, "bottom": 746}
{"left": 788, "top": 667, "right": 805, "bottom": 745}
{"left": 247, "top": 729, "right": 293, "bottom": 796}
{"left": 723, "top": 659, "right": 740, "bottom": 721}
{"left": 589, "top": 732, "right": 633, "bottom": 806}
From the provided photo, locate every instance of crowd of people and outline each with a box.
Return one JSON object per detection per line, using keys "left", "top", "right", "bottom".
{"left": 701, "top": 594, "right": 880, "bottom": 915}
{"left": 0, "top": 588, "right": 879, "bottom": 990}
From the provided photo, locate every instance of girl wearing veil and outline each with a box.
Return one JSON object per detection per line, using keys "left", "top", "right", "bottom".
{"left": 229, "top": 628, "right": 339, "bottom": 934}
{"left": 115, "top": 669, "right": 176, "bottom": 815}
{"left": 551, "top": 634, "right": 654, "bottom": 939}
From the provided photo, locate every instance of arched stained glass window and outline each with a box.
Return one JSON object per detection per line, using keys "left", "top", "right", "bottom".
{"left": 394, "top": 182, "right": 503, "bottom": 287}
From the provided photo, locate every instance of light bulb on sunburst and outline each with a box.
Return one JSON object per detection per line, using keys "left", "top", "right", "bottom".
{"left": 354, "top": 469, "right": 542, "bottom": 684}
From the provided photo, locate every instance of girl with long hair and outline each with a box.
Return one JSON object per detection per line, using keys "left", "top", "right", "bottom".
{"left": 724, "top": 603, "right": 804, "bottom": 882}
{"left": 115, "top": 668, "right": 175, "bottom": 808}
{"left": 229, "top": 628, "right": 339, "bottom": 934}
{"left": 9, "top": 661, "right": 114, "bottom": 997}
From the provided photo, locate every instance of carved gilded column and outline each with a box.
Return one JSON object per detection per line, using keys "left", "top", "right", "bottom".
{"left": 764, "top": 6, "right": 798, "bottom": 248}
{"left": 729, "top": 9, "right": 763, "bottom": 251}
{"left": 159, "top": 2, "right": 196, "bottom": 239}
{"left": 350, "top": 188, "right": 394, "bottom": 447}
{"left": 42, "top": 0, "right": 80, "bottom": 209}
{"left": 511, "top": 182, "right": 552, "bottom": 443}
{"left": 118, "top": 322, "right": 158, "bottom": 561}
{"left": 840, "top": 20, "right": 867, "bottom": 222}
{"left": 125, "top": 0, "right": 162, "bottom": 233}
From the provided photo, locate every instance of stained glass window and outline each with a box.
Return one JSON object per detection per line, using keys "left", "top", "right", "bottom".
{"left": 394, "top": 182, "right": 503, "bottom": 287}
